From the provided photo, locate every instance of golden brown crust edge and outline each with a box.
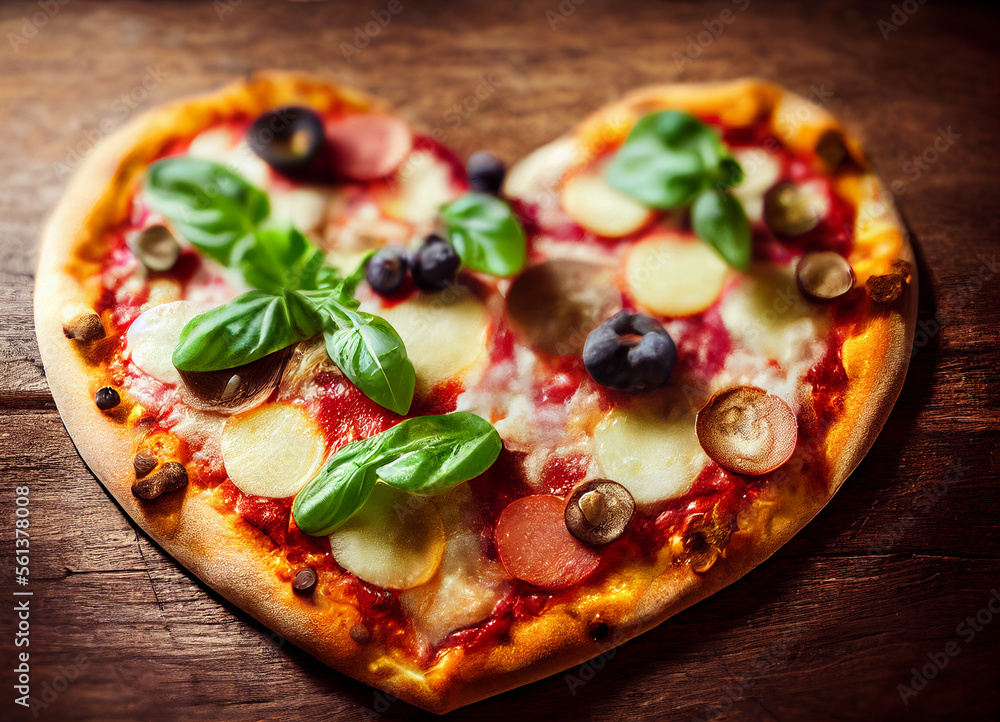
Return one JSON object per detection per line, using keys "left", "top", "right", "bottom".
{"left": 34, "top": 75, "right": 917, "bottom": 714}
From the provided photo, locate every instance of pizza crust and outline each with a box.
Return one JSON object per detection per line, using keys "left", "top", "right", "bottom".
{"left": 35, "top": 74, "right": 916, "bottom": 713}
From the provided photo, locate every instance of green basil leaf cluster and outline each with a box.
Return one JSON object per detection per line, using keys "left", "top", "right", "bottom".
{"left": 173, "top": 282, "right": 415, "bottom": 414}
{"left": 441, "top": 192, "right": 527, "bottom": 278}
{"left": 172, "top": 289, "right": 325, "bottom": 372}
{"left": 292, "top": 412, "right": 502, "bottom": 536}
{"left": 604, "top": 111, "right": 752, "bottom": 270}
{"left": 145, "top": 157, "right": 340, "bottom": 291}
{"left": 149, "top": 158, "right": 415, "bottom": 414}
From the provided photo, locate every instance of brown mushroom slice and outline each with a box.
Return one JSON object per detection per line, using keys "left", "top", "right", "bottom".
{"left": 696, "top": 386, "right": 797, "bottom": 475}
{"left": 128, "top": 224, "right": 181, "bottom": 271}
{"left": 178, "top": 346, "right": 294, "bottom": 415}
{"left": 505, "top": 259, "right": 621, "bottom": 356}
{"left": 763, "top": 180, "right": 830, "bottom": 237}
{"left": 796, "top": 251, "right": 856, "bottom": 302}
{"left": 564, "top": 479, "right": 635, "bottom": 546}
{"left": 62, "top": 309, "right": 106, "bottom": 342}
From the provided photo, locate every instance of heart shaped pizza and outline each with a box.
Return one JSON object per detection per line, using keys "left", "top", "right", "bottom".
{"left": 34, "top": 72, "right": 917, "bottom": 712}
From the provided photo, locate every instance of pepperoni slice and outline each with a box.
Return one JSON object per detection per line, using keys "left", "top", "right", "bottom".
{"left": 325, "top": 114, "right": 413, "bottom": 181}
{"left": 495, "top": 495, "right": 601, "bottom": 590}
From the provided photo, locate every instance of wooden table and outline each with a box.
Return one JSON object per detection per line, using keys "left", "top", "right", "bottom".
{"left": 2, "top": 1, "right": 998, "bottom": 719}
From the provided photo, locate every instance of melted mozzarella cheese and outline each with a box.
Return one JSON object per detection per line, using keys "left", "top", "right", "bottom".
{"left": 364, "top": 288, "right": 491, "bottom": 392}
{"left": 561, "top": 169, "right": 654, "bottom": 238}
{"left": 221, "top": 403, "right": 326, "bottom": 498}
{"left": 186, "top": 127, "right": 272, "bottom": 189}
{"left": 382, "top": 150, "right": 460, "bottom": 225}
{"left": 126, "top": 300, "right": 216, "bottom": 386}
{"left": 400, "top": 485, "right": 509, "bottom": 644}
{"left": 718, "top": 264, "right": 830, "bottom": 412}
{"left": 625, "top": 232, "right": 731, "bottom": 316}
{"left": 730, "top": 148, "right": 782, "bottom": 223}
{"left": 265, "top": 187, "right": 331, "bottom": 235}
{"left": 593, "top": 398, "right": 710, "bottom": 505}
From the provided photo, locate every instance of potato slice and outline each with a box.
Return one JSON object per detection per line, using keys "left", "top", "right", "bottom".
{"left": 593, "top": 404, "right": 710, "bottom": 505}
{"left": 625, "top": 232, "right": 730, "bottom": 317}
{"left": 561, "top": 171, "right": 654, "bottom": 238}
{"left": 127, "top": 300, "right": 216, "bottom": 386}
{"left": 374, "top": 289, "right": 490, "bottom": 391}
{"left": 329, "top": 483, "right": 446, "bottom": 590}
{"left": 221, "top": 403, "right": 326, "bottom": 498}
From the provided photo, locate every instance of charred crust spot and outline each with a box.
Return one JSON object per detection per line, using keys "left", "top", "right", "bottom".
{"left": 589, "top": 621, "right": 610, "bottom": 642}
{"left": 866, "top": 259, "right": 912, "bottom": 304}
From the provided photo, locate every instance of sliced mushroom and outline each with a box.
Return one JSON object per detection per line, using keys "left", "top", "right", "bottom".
{"left": 131, "top": 461, "right": 188, "bottom": 500}
{"left": 696, "top": 386, "right": 797, "bottom": 475}
{"left": 178, "top": 346, "right": 294, "bottom": 414}
{"left": 133, "top": 449, "right": 158, "bottom": 478}
{"left": 505, "top": 259, "right": 621, "bottom": 356}
{"left": 128, "top": 224, "right": 181, "bottom": 271}
{"left": 62, "top": 311, "right": 105, "bottom": 343}
{"left": 764, "top": 181, "right": 830, "bottom": 237}
{"left": 564, "top": 479, "right": 635, "bottom": 546}
{"left": 796, "top": 251, "right": 855, "bottom": 302}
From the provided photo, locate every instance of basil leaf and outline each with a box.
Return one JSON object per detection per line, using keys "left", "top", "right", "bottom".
{"left": 144, "top": 157, "right": 270, "bottom": 265}
{"left": 291, "top": 439, "right": 383, "bottom": 537}
{"left": 173, "top": 289, "right": 324, "bottom": 372}
{"left": 441, "top": 192, "right": 527, "bottom": 277}
{"left": 234, "top": 228, "right": 332, "bottom": 293}
{"left": 290, "top": 412, "right": 502, "bottom": 535}
{"left": 322, "top": 307, "right": 415, "bottom": 415}
{"left": 604, "top": 111, "right": 741, "bottom": 209}
{"left": 374, "top": 412, "right": 501, "bottom": 495}
{"left": 690, "top": 188, "right": 752, "bottom": 271}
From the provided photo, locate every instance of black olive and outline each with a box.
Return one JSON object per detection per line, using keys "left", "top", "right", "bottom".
{"left": 247, "top": 106, "right": 325, "bottom": 172}
{"left": 94, "top": 386, "right": 120, "bottom": 411}
{"left": 466, "top": 151, "right": 506, "bottom": 195}
{"left": 366, "top": 247, "right": 409, "bottom": 296}
{"left": 583, "top": 311, "right": 676, "bottom": 393}
{"left": 411, "top": 235, "right": 461, "bottom": 292}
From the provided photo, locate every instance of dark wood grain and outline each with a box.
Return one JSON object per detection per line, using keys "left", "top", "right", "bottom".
{"left": 1, "top": 1, "right": 999, "bottom": 720}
